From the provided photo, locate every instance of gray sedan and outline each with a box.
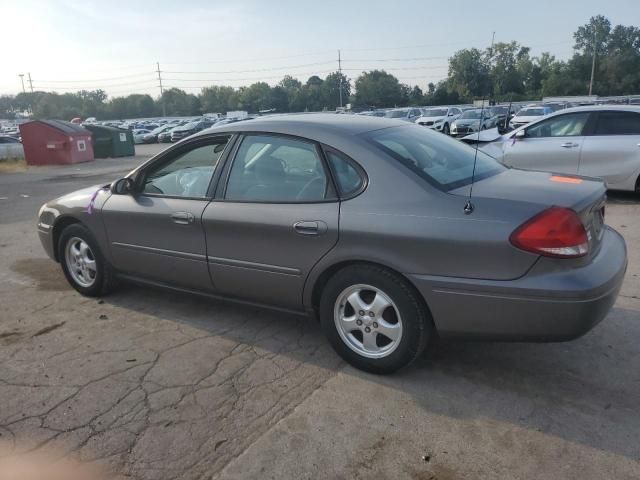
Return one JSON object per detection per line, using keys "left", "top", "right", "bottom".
{"left": 37, "top": 114, "right": 627, "bottom": 373}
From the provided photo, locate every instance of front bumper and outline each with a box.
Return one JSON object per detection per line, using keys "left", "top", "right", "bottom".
{"left": 408, "top": 227, "right": 627, "bottom": 341}
{"left": 38, "top": 221, "right": 56, "bottom": 261}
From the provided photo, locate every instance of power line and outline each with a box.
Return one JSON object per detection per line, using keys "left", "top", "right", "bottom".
{"left": 33, "top": 71, "right": 156, "bottom": 83}
{"left": 162, "top": 61, "right": 336, "bottom": 75}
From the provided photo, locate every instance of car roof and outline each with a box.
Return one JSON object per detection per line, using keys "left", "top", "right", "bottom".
{"left": 558, "top": 105, "right": 640, "bottom": 114}
{"left": 195, "top": 113, "right": 407, "bottom": 139}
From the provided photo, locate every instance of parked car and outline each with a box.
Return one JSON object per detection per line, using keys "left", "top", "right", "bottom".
{"left": 132, "top": 129, "right": 152, "bottom": 144}
{"left": 36, "top": 114, "right": 626, "bottom": 373}
{"left": 142, "top": 124, "right": 174, "bottom": 144}
{"left": 158, "top": 126, "right": 180, "bottom": 143}
{"left": 0, "top": 135, "right": 23, "bottom": 160}
{"left": 414, "top": 106, "right": 463, "bottom": 134}
{"left": 384, "top": 108, "right": 423, "bottom": 122}
{"left": 466, "top": 106, "right": 640, "bottom": 192}
{"left": 450, "top": 108, "right": 500, "bottom": 137}
{"left": 510, "top": 106, "right": 553, "bottom": 129}
{"left": 170, "top": 120, "right": 215, "bottom": 142}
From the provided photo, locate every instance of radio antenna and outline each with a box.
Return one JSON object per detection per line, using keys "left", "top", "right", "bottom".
{"left": 464, "top": 31, "right": 495, "bottom": 215}
{"left": 464, "top": 96, "right": 484, "bottom": 215}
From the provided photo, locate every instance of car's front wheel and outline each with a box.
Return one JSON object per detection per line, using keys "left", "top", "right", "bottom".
{"left": 320, "top": 264, "right": 433, "bottom": 374}
{"left": 59, "top": 223, "right": 116, "bottom": 297}
{"left": 442, "top": 123, "right": 450, "bottom": 135}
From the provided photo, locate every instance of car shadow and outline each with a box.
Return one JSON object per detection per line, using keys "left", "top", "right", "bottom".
{"left": 101, "top": 280, "right": 640, "bottom": 462}
{"left": 607, "top": 190, "right": 640, "bottom": 205}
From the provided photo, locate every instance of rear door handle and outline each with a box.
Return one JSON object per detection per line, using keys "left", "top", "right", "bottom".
{"left": 560, "top": 142, "right": 579, "bottom": 148}
{"left": 170, "top": 212, "right": 195, "bottom": 224}
{"left": 293, "top": 221, "right": 320, "bottom": 236}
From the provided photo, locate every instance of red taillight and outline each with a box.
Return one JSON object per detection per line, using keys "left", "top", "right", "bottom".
{"left": 510, "top": 207, "right": 588, "bottom": 258}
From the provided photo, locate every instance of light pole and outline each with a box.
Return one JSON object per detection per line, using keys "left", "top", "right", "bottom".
{"left": 589, "top": 30, "right": 597, "bottom": 96}
{"left": 18, "top": 74, "right": 26, "bottom": 93}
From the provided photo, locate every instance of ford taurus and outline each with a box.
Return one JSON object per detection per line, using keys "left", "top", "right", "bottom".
{"left": 37, "top": 114, "right": 627, "bottom": 373}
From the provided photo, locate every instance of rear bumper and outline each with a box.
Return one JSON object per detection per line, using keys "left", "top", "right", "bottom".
{"left": 408, "top": 227, "right": 627, "bottom": 341}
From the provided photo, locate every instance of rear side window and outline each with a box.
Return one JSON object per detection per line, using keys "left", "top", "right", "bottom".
{"left": 325, "top": 150, "right": 364, "bottom": 197}
{"left": 593, "top": 111, "right": 640, "bottom": 135}
{"left": 364, "top": 125, "right": 505, "bottom": 191}
{"left": 225, "top": 135, "right": 329, "bottom": 202}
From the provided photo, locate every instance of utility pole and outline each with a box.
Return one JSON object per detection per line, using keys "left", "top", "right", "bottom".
{"left": 27, "top": 72, "right": 33, "bottom": 93}
{"left": 18, "top": 74, "right": 25, "bottom": 93}
{"left": 157, "top": 62, "right": 166, "bottom": 116}
{"left": 338, "top": 50, "right": 343, "bottom": 109}
{"left": 588, "top": 30, "right": 597, "bottom": 96}
{"left": 489, "top": 31, "right": 495, "bottom": 57}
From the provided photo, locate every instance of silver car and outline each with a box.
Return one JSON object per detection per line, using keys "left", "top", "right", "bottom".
{"left": 478, "top": 106, "right": 640, "bottom": 192}
{"left": 37, "top": 114, "right": 627, "bottom": 373}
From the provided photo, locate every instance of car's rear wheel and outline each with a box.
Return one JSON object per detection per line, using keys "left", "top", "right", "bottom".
{"left": 59, "top": 223, "right": 116, "bottom": 297}
{"left": 443, "top": 123, "right": 450, "bottom": 135}
{"left": 320, "top": 264, "right": 433, "bottom": 374}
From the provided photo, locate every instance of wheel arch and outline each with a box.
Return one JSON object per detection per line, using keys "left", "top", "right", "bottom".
{"left": 307, "top": 259, "right": 434, "bottom": 326}
{"left": 52, "top": 215, "right": 82, "bottom": 262}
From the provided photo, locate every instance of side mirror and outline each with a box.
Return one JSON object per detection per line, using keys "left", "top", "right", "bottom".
{"left": 111, "top": 177, "right": 134, "bottom": 195}
{"left": 448, "top": 112, "right": 454, "bottom": 116}
{"left": 514, "top": 129, "right": 526, "bottom": 139}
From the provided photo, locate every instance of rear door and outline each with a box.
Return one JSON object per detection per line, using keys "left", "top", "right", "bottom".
{"left": 502, "top": 112, "right": 591, "bottom": 174}
{"left": 102, "top": 135, "right": 231, "bottom": 290}
{"left": 579, "top": 110, "right": 640, "bottom": 190}
{"left": 202, "top": 133, "right": 339, "bottom": 309}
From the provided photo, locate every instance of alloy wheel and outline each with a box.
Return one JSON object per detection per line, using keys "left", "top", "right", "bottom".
{"left": 334, "top": 284, "right": 403, "bottom": 359}
{"left": 65, "top": 237, "right": 97, "bottom": 288}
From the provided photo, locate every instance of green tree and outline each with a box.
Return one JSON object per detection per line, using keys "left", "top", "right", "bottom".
{"left": 448, "top": 48, "right": 490, "bottom": 100}
{"left": 354, "top": 70, "right": 404, "bottom": 108}
{"left": 322, "top": 71, "right": 351, "bottom": 110}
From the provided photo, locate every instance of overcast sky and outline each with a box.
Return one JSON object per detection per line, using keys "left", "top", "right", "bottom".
{"left": 2, "top": 0, "right": 639, "bottom": 97}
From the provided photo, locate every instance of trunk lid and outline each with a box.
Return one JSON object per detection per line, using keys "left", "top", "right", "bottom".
{"left": 451, "top": 168, "right": 607, "bottom": 255}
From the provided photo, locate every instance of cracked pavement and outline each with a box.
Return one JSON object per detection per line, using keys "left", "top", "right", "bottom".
{"left": 0, "top": 145, "right": 639, "bottom": 479}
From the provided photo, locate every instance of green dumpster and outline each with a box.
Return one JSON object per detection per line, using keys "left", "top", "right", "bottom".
{"left": 85, "top": 125, "right": 135, "bottom": 158}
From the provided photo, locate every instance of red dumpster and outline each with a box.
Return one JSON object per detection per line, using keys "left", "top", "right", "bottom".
{"left": 19, "top": 120, "right": 94, "bottom": 166}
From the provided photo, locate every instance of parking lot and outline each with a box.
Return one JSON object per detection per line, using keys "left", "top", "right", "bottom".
{"left": 0, "top": 143, "right": 639, "bottom": 479}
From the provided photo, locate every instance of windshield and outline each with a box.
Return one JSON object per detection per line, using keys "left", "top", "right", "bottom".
{"left": 460, "top": 110, "right": 482, "bottom": 119}
{"left": 364, "top": 125, "right": 505, "bottom": 191}
{"left": 385, "top": 110, "right": 407, "bottom": 118}
{"left": 424, "top": 109, "right": 448, "bottom": 117}
{"left": 517, "top": 108, "right": 545, "bottom": 116}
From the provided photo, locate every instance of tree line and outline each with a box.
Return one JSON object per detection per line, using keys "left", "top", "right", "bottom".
{"left": 1, "top": 15, "right": 639, "bottom": 120}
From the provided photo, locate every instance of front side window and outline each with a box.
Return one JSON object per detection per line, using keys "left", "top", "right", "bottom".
{"left": 142, "top": 139, "right": 228, "bottom": 197}
{"left": 225, "top": 135, "right": 329, "bottom": 202}
{"left": 526, "top": 112, "right": 590, "bottom": 138}
{"left": 365, "top": 125, "right": 505, "bottom": 191}
{"left": 593, "top": 111, "right": 640, "bottom": 135}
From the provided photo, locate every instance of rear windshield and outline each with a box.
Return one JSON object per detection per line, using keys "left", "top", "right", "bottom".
{"left": 364, "top": 125, "right": 505, "bottom": 191}
{"left": 518, "top": 108, "right": 545, "bottom": 116}
{"left": 424, "top": 109, "right": 448, "bottom": 117}
{"left": 385, "top": 110, "right": 407, "bottom": 118}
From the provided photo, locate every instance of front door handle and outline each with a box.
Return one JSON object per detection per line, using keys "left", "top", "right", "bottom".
{"left": 171, "top": 212, "right": 195, "bottom": 225}
{"left": 293, "top": 221, "right": 320, "bottom": 236}
{"left": 560, "top": 142, "right": 579, "bottom": 148}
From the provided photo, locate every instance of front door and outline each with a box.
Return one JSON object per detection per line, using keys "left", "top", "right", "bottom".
{"left": 202, "top": 133, "right": 339, "bottom": 309}
{"left": 102, "top": 136, "right": 230, "bottom": 291}
{"left": 502, "top": 112, "right": 592, "bottom": 175}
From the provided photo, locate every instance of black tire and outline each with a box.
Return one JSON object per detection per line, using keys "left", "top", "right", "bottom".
{"left": 58, "top": 223, "right": 116, "bottom": 297}
{"left": 319, "top": 264, "right": 433, "bottom": 374}
{"left": 442, "top": 123, "right": 450, "bottom": 135}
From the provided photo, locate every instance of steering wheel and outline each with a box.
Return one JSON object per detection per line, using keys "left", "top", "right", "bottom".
{"left": 296, "top": 176, "right": 325, "bottom": 200}
{"left": 176, "top": 169, "right": 202, "bottom": 196}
